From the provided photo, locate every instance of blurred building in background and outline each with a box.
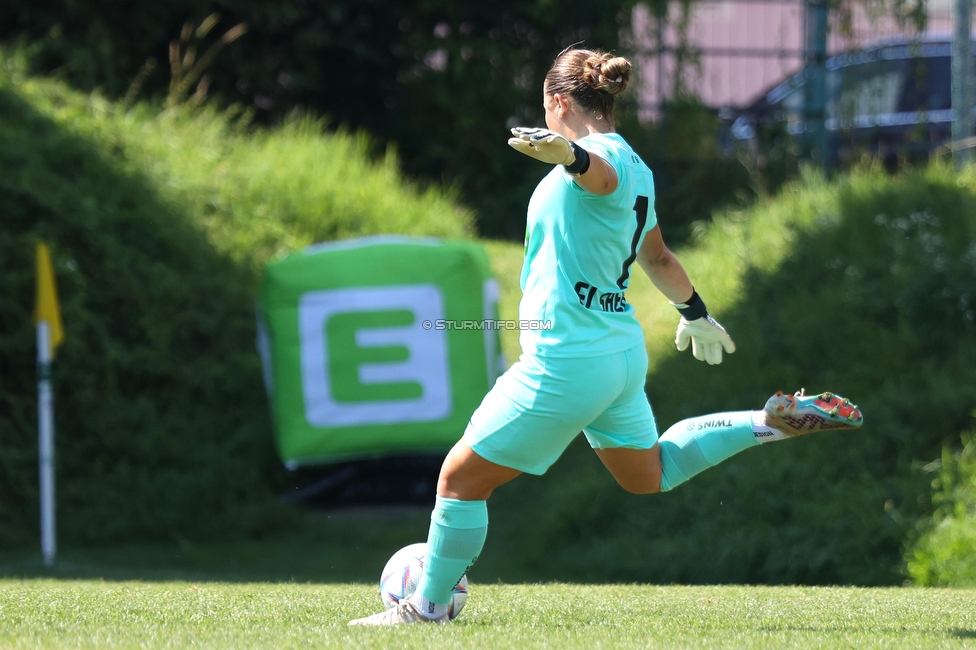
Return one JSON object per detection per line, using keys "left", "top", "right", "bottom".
{"left": 634, "top": 0, "right": 953, "bottom": 114}
{"left": 631, "top": 0, "right": 972, "bottom": 164}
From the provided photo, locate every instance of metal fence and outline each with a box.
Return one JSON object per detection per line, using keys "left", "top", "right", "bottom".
{"left": 631, "top": 0, "right": 955, "bottom": 115}
{"left": 628, "top": 0, "right": 976, "bottom": 164}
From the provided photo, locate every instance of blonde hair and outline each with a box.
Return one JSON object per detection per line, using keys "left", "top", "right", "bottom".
{"left": 544, "top": 47, "right": 632, "bottom": 122}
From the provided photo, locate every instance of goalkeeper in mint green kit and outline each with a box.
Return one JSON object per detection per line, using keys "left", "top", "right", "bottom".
{"left": 349, "top": 47, "right": 863, "bottom": 626}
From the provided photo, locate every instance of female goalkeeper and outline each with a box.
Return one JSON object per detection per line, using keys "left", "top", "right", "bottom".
{"left": 350, "top": 47, "right": 862, "bottom": 626}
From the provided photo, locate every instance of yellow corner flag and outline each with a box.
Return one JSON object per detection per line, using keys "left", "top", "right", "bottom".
{"left": 34, "top": 242, "right": 64, "bottom": 358}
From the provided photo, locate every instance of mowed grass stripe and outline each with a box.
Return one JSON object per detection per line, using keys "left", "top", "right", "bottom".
{"left": 0, "top": 581, "right": 974, "bottom": 649}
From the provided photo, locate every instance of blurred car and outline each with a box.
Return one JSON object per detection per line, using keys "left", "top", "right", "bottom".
{"left": 724, "top": 35, "right": 976, "bottom": 164}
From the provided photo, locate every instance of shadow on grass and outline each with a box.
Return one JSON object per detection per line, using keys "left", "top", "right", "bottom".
{"left": 0, "top": 506, "right": 432, "bottom": 583}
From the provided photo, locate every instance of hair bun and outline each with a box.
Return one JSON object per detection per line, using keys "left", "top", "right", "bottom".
{"left": 545, "top": 47, "right": 631, "bottom": 121}
{"left": 583, "top": 54, "right": 631, "bottom": 96}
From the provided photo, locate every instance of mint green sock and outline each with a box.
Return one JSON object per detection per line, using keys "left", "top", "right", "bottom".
{"left": 658, "top": 411, "right": 760, "bottom": 491}
{"left": 415, "top": 496, "right": 488, "bottom": 605}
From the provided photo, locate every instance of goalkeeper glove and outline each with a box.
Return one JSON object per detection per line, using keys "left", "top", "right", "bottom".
{"left": 508, "top": 127, "right": 590, "bottom": 174}
{"left": 672, "top": 290, "right": 736, "bottom": 365}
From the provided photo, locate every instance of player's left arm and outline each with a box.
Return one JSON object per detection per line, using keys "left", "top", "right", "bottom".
{"left": 507, "top": 127, "right": 618, "bottom": 195}
{"left": 635, "top": 225, "right": 693, "bottom": 304}
{"left": 637, "top": 226, "right": 736, "bottom": 365}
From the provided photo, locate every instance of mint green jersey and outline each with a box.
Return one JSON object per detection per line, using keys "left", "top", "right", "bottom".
{"left": 519, "top": 132, "right": 657, "bottom": 357}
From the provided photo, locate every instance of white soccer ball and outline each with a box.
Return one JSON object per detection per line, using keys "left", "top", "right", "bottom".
{"left": 379, "top": 542, "right": 468, "bottom": 620}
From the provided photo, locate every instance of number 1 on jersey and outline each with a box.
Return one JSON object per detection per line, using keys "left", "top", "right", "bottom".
{"left": 617, "top": 195, "right": 649, "bottom": 289}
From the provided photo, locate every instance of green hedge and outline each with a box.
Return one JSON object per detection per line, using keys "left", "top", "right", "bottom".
{"left": 0, "top": 52, "right": 472, "bottom": 547}
{"left": 907, "top": 431, "right": 976, "bottom": 587}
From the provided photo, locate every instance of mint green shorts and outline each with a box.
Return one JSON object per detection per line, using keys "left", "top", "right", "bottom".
{"left": 463, "top": 343, "right": 658, "bottom": 475}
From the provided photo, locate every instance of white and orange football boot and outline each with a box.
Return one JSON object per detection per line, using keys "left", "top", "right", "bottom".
{"left": 763, "top": 389, "right": 863, "bottom": 437}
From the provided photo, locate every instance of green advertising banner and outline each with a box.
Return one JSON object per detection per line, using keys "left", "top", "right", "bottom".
{"left": 257, "top": 236, "right": 504, "bottom": 467}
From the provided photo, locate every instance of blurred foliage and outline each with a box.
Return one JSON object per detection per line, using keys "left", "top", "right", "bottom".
{"left": 907, "top": 429, "right": 976, "bottom": 587}
{"left": 482, "top": 162, "right": 976, "bottom": 586}
{"left": 0, "top": 0, "right": 650, "bottom": 240}
{"left": 164, "top": 13, "right": 248, "bottom": 109}
{"left": 0, "top": 53, "right": 471, "bottom": 547}
{"left": 618, "top": 97, "right": 758, "bottom": 244}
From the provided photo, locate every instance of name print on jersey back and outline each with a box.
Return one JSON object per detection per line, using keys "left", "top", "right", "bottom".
{"left": 573, "top": 281, "right": 629, "bottom": 313}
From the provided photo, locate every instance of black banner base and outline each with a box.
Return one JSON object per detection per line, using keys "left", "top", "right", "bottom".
{"left": 280, "top": 454, "right": 446, "bottom": 509}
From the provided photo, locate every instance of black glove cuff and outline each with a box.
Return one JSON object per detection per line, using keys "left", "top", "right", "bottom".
{"left": 675, "top": 289, "right": 708, "bottom": 321}
{"left": 565, "top": 142, "right": 591, "bottom": 175}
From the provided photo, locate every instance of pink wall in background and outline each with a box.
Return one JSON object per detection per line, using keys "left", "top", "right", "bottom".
{"left": 632, "top": 0, "right": 956, "bottom": 114}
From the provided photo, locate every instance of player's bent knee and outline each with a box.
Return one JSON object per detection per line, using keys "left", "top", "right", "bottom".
{"left": 436, "top": 440, "right": 523, "bottom": 500}
{"left": 612, "top": 469, "right": 661, "bottom": 495}
{"left": 436, "top": 451, "right": 496, "bottom": 500}
{"left": 438, "top": 464, "right": 518, "bottom": 501}
{"left": 618, "top": 478, "right": 660, "bottom": 495}
{"left": 437, "top": 463, "right": 474, "bottom": 499}
{"left": 437, "top": 470, "right": 498, "bottom": 501}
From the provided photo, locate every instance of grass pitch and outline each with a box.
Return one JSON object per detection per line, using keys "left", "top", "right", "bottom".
{"left": 1, "top": 580, "right": 973, "bottom": 649}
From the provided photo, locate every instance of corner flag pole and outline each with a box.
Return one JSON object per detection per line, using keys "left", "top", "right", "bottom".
{"left": 34, "top": 242, "right": 63, "bottom": 567}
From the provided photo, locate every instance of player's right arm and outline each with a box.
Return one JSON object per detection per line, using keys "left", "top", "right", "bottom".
{"left": 507, "top": 127, "right": 618, "bottom": 195}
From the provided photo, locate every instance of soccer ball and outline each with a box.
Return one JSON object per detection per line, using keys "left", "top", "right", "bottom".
{"left": 379, "top": 542, "right": 468, "bottom": 620}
